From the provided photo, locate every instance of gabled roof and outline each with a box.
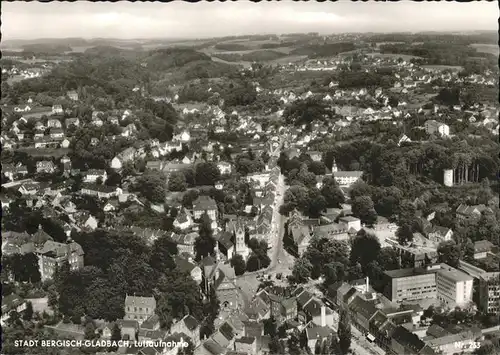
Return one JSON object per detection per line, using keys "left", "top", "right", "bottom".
{"left": 124, "top": 295, "right": 156, "bottom": 309}
{"left": 391, "top": 326, "right": 425, "bottom": 353}
{"left": 348, "top": 296, "right": 377, "bottom": 321}
{"left": 306, "top": 326, "right": 334, "bottom": 341}
{"left": 181, "top": 314, "right": 199, "bottom": 331}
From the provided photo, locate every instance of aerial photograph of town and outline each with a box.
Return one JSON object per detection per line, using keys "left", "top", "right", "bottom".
{"left": 0, "top": 1, "right": 499, "bottom": 355}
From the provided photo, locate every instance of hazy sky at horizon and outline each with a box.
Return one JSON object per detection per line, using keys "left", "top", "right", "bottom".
{"left": 3, "top": 1, "right": 498, "bottom": 40}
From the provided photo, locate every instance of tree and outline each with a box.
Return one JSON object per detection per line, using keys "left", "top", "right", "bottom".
{"left": 304, "top": 238, "right": 350, "bottom": 279}
{"left": 350, "top": 230, "right": 381, "bottom": 269}
{"left": 194, "top": 162, "right": 221, "bottom": 186}
{"left": 177, "top": 339, "right": 195, "bottom": 355}
{"left": 194, "top": 212, "right": 216, "bottom": 261}
{"left": 352, "top": 195, "right": 378, "bottom": 226}
{"left": 292, "top": 258, "right": 313, "bottom": 283}
{"left": 377, "top": 247, "right": 401, "bottom": 270}
{"left": 337, "top": 310, "right": 351, "bottom": 354}
{"left": 263, "top": 317, "right": 278, "bottom": 337}
{"left": 149, "top": 234, "right": 178, "bottom": 273}
{"left": 84, "top": 321, "right": 97, "bottom": 340}
{"left": 168, "top": 171, "right": 187, "bottom": 192}
{"left": 308, "top": 188, "right": 327, "bottom": 218}
{"left": 132, "top": 171, "right": 166, "bottom": 203}
{"left": 246, "top": 253, "right": 262, "bottom": 272}
{"left": 320, "top": 177, "right": 345, "bottom": 208}
{"left": 396, "top": 224, "right": 414, "bottom": 245}
{"left": 230, "top": 254, "right": 246, "bottom": 276}
{"left": 287, "top": 332, "right": 302, "bottom": 355}
{"left": 23, "top": 302, "right": 34, "bottom": 321}
{"left": 437, "top": 240, "right": 462, "bottom": 268}
{"left": 269, "top": 336, "right": 285, "bottom": 354}
{"left": 109, "top": 323, "right": 122, "bottom": 351}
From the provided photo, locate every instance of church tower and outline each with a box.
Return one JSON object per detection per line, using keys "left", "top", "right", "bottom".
{"left": 234, "top": 220, "right": 249, "bottom": 260}
{"left": 332, "top": 159, "right": 338, "bottom": 173}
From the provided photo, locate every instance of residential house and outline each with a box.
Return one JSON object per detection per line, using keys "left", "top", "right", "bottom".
{"left": 390, "top": 326, "right": 427, "bottom": 355}
{"left": 233, "top": 336, "right": 257, "bottom": 354}
{"left": 217, "top": 162, "right": 232, "bottom": 175}
{"left": 306, "top": 325, "right": 335, "bottom": 352}
{"left": 333, "top": 171, "right": 363, "bottom": 187}
{"left": 307, "top": 151, "right": 323, "bottom": 162}
{"left": 1, "top": 294, "right": 27, "bottom": 325}
{"left": 348, "top": 295, "right": 378, "bottom": 334}
{"left": 84, "top": 169, "right": 108, "bottom": 183}
{"left": 473, "top": 240, "right": 494, "bottom": 260}
{"left": 425, "top": 327, "right": 482, "bottom": 355}
{"left": 18, "top": 183, "right": 40, "bottom": 196}
{"left": 146, "top": 160, "right": 164, "bottom": 171}
{"left": 339, "top": 216, "right": 362, "bottom": 232}
{"left": 173, "top": 208, "right": 194, "bottom": 230}
{"left": 80, "top": 184, "right": 121, "bottom": 199}
{"left": 52, "top": 105, "right": 64, "bottom": 115}
{"left": 124, "top": 295, "right": 156, "bottom": 326}
{"left": 36, "top": 239, "right": 85, "bottom": 281}
{"left": 397, "top": 134, "right": 411, "bottom": 146}
{"left": 175, "top": 255, "right": 202, "bottom": 283}
{"left": 171, "top": 233, "right": 197, "bottom": 257}
{"left": 425, "top": 120, "right": 449, "bottom": 137}
{"left": 117, "top": 319, "right": 139, "bottom": 341}
{"left": 427, "top": 226, "right": 453, "bottom": 244}
{"left": 36, "top": 161, "right": 56, "bottom": 174}
{"left": 67, "top": 90, "right": 79, "bottom": 101}
{"left": 170, "top": 315, "right": 201, "bottom": 346}
{"left": 193, "top": 196, "right": 218, "bottom": 228}
{"left": 47, "top": 118, "right": 62, "bottom": 128}
{"left": 211, "top": 322, "right": 236, "bottom": 350}
{"left": 456, "top": 204, "right": 491, "bottom": 220}
{"left": 65, "top": 117, "right": 80, "bottom": 128}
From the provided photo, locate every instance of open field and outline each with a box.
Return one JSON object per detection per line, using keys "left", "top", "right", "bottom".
{"left": 365, "top": 52, "right": 422, "bottom": 60}
{"left": 470, "top": 43, "right": 499, "bottom": 56}
{"left": 423, "top": 64, "right": 463, "bottom": 71}
{"left": 16, "top": 147, "right": 70, "bottom": 158}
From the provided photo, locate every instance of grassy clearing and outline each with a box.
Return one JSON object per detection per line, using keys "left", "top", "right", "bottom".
{"left": 17, "top": 147, "right": 70, "bottom": 158}
{"left": 422, "top": 65, "right": 463, "bottom": 71}
{"left": 470, "top": 43, "right": 499, "bottom": 56}
{"left": 365, "top": 52, "right": 423, "bottom": 60}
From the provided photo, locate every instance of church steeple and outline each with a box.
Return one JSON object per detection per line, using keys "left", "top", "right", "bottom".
{"left": 332, "top": 159, "right": 338, "bottom": 173}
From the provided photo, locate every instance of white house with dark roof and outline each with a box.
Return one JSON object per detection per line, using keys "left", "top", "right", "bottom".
{"left": 173, "top": 208, "right": 194, "bottom": 230}
{"left": 83, "top": 169, "right": 107, "bottom": 183}
{"left": 52, "top": 105, "right": 63, "bottom": 115}
{"left": 1, "top": 294, "right": 27, "bottom": 325}
{"left": 333, "top": 171, "right": 363, "bottom": 187}
{"left": 124, "top": 295, "right": 156, "bottom": 326}
{"left": 425, "top": 120, "right": 449, "bottom": 137}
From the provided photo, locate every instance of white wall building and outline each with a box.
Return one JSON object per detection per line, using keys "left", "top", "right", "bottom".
{"left": 436, "top": 265, "right": 474, "bottom": 308}
{"left": 425, "top": 120, "right": 450, "bottom": 137}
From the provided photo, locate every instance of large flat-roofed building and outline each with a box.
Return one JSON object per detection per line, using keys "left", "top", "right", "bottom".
{"left": 436, "top": 265, "right": 474, "bottom": 308}
{"left": 383, "top": 266, "right": 439, "bottom": 303}
{"left": 458, "top": 260, "right": 500, "bottom": 314}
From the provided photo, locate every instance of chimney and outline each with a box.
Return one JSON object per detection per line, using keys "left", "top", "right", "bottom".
{"left": 321, "top": 306, "right": 326, "bottom": 327}
{"left": 38, "top": 224, "right": 42, "bottom": 230}
{"left": 366, "top": 276, "right": 369, "bottom": 293}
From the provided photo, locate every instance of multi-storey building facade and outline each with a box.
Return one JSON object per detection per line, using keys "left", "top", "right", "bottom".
{"left": 124, "top": 295, "right": 156, "bottom": 325}
{"left": 37, "top": 240, "right": 85, "bottom": 281}
{"left": 383, "top": 267, "right": 438, "bottom": 303}
{"left": 436, "top": 266, "right": 473, "bottom": 308}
